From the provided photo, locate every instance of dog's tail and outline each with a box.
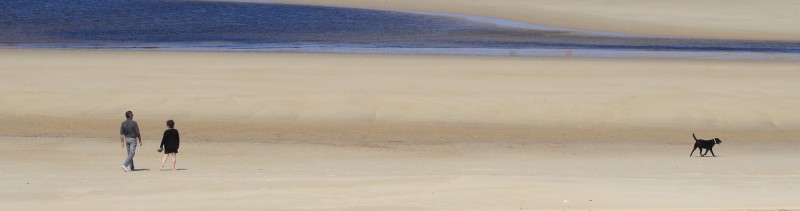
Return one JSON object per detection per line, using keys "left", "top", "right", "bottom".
{"left": 693, "top": 133, "right": 698, "bottom": 141}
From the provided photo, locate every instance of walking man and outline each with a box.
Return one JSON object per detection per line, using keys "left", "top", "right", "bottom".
{"left": 120, "top": 111, "right": 142, "bottom": 172}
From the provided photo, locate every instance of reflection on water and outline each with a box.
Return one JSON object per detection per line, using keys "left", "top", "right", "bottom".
{"left": 1, "top": 0, "right": 799, "bottom": 60}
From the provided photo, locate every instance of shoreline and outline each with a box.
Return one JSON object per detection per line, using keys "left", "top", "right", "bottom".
{"left": 4, "top": 41, "right": 800, "bottom": 61}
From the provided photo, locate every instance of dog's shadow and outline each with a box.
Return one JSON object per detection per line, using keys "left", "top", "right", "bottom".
{"left": 691, "top": 155, "right": 720, "bottom": 158}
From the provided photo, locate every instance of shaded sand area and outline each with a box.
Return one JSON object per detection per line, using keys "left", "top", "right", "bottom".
{"left": 2, "top": 49, "right": 800, "bottom": 210}
{"left": 253, "top": 0, "right": 800, "bottom": 41}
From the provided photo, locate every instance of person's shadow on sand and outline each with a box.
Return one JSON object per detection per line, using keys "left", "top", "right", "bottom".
{"left": 131, "top": 168, "right": 150, "bottom": 172}
{"left": 159, "top": 168, "right": 188, "bottom": 171}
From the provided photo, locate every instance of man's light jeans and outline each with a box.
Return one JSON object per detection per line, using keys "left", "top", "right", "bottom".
{"left": 123, "top": 137, "right": 137, "bottom": 169}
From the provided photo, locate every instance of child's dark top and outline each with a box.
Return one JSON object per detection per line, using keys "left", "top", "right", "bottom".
{"left": 160, "top": 129, "right": 180, "bottom": 150}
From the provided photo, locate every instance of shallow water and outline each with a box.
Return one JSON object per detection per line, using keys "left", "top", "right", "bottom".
{"left": 1, "top": 0, "right": 799, "bottom": 60}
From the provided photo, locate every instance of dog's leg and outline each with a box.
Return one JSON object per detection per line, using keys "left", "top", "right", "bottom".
{"left": 709, "top": 148, "right": 716, "bottom": 157}
{"left": 690, "top": 146, "right": 698, "bottom": 157}
{"left": 701, "top": 148, "right": 707, "bottom": 157}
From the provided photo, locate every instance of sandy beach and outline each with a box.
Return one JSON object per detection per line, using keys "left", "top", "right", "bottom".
{"left": 2, "top": 0, "right": 800, "bottom": 210}
{"left": 2, "top": 49, "right": 800, "bottom": 210}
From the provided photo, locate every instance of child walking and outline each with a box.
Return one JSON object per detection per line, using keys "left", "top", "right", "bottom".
{"left": 160, "top": 120, "right": 180, "bottom": 171}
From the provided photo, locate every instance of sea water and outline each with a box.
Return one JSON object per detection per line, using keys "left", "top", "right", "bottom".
{"left": 1, "top": 0, "right": 799, "bottom": 60}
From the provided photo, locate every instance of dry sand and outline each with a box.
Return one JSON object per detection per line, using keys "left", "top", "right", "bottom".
{"left": 2, "top": 49, "right": 800, "bottom": 210}
{"left": 2, "top": 134, "right": 799, "bottom": 210}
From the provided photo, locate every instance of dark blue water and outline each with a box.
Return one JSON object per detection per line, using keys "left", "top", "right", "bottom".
{"left": 2, "top": 0, "right": 799, "bottom": 59}
{"left": 1, "top": 0, "right": 483, "bottom": 45}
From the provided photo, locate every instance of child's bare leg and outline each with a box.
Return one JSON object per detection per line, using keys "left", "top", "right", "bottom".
{"left": 160, "top": 154, "right": 168, "bottom": 170}
{"left": 171, "top": 153, "right": 178, "bottom": 171}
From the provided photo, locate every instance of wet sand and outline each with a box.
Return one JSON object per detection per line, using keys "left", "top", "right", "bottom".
{"left": 2, "top": 49, "right": 800, "bottom": 210}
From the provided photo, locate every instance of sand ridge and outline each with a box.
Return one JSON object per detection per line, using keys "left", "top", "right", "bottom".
{"left": 208, "top": 0, "right": 800, "bottom": 41}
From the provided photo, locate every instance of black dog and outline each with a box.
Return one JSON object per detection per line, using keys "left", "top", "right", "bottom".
{"left": 690, "top": 133, "right": 722, "bottom": 157}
